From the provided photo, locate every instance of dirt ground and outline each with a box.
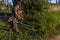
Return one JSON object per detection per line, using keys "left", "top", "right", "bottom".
{"left": 50, "top": 35, "right": 60, "bottom": 40}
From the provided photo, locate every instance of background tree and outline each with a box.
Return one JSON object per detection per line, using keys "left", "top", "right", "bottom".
{"left": 56, "top": 0, "right": 58, "bottom": 4}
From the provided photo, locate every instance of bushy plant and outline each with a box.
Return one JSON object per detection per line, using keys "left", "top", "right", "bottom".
{"left": 24, "top": 0, "right": 49, "bottom": 12}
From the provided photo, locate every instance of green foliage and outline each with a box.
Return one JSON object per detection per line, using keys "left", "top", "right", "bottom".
{"left": 6, "top": 4, "right": 13, "bottom": 13}
{"left": 24, "top": 0, "right": 49, "bottom": 11}
{"left": 0, "top": 19, "right": 8, "bottom": 26}
{"left": 0, "top": 4, "right": 3, "bottom": 10}
{"left": 24, "top": 10, "right": 60, "bottom": 35}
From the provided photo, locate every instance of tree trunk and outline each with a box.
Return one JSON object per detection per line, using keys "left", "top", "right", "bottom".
{"left": 59, "top": 0, "right": 60, "bottom": 4}
{"left": 56, "top": 0, "right": 58, "bottom": 4}
{"left": 12, "top": 0, "right": 20, "bottom": 6}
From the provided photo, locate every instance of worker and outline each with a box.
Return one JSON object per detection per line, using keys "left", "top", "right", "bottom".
{"left": 8, "top": 4, "right": 21, "bottom": 33}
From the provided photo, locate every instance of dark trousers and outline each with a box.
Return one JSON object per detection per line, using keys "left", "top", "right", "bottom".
{"left": 10, "top": 21, "right": 13, "bottom": 29}
{"left": 9, "top": 21, "right": 19, "bottom": 32}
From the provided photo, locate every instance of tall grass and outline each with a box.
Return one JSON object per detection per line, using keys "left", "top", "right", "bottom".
{"left": 0, "top": 11, "right": 60, "bottom": 40}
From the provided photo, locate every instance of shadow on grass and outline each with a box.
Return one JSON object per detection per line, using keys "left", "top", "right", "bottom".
{"left": 0, "top": 26, "right": 9, "bottom": 31}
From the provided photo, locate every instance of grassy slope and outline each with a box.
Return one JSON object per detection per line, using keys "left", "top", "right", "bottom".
{"left": 0, "top": 11, "right": 60, "bottom": 40}
{"left": 0, "top": 19, "right": 41, "bottom": 40}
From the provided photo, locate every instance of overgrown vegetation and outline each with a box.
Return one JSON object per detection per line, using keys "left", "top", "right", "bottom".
{"left": 0, "top": 0, "right": 60, "bottom": 40}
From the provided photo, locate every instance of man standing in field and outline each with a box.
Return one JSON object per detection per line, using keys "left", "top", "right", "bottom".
{"left": 8, "top": 4, "right": 20, "bottom": 32}
{"left": 8, "top": 0, "right": 24, "bottom": 33}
